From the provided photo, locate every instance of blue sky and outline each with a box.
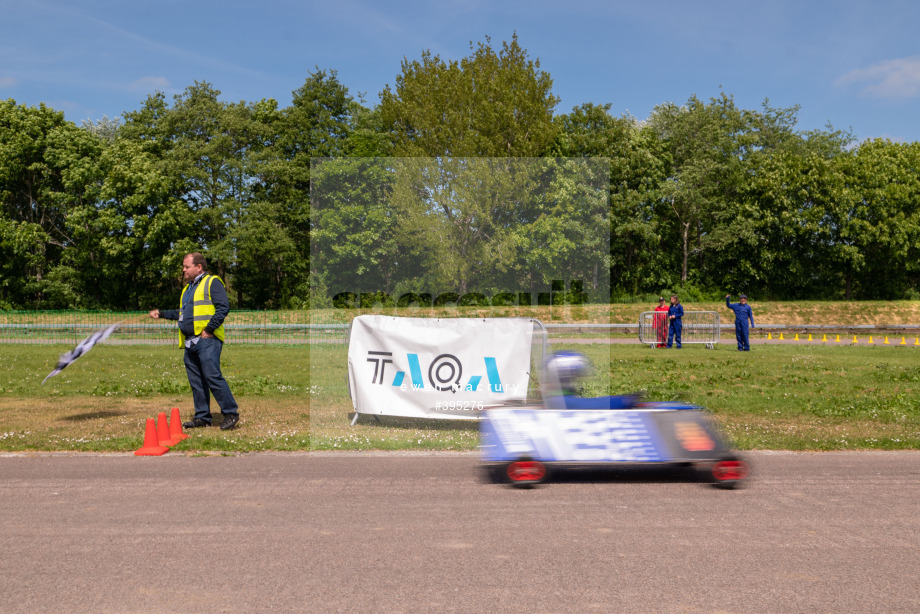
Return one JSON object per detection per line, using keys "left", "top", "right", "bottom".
{"left": 2, "top": 0, "right": 920, "bottom": 142}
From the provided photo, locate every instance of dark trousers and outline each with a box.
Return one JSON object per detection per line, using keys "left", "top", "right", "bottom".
{"left": 667, "top": 321, "right": 682, "bottom": 348}
{"left": 735, "top": 321, "right": 750, "bottom": 351}
{"left": 183, "top": 337, "right": 238, "bottom": 423}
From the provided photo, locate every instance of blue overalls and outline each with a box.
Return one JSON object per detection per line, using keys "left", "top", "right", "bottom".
{"left": 726, "top": 298, "right": 754, "bottom": 351}
{"left": 667, "top": 304, "right": 683, "bottom": 348}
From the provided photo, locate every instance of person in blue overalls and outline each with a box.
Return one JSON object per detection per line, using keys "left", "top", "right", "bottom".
{"left": 725, "top": 294, "right": 755, "bottom": 351}
{"left": 667, "top": 294, "right": 683, "bottom": 349}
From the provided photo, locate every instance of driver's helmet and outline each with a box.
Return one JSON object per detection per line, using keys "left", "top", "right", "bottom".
{"left": 543, "top": 351, "right": 593, "bottom": 396}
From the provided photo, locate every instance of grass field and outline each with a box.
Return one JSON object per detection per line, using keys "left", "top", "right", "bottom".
{"left": 1, "top": 339, "right": 919, "bottom": 453}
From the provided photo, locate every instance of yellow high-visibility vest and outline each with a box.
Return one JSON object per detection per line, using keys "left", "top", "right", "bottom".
{"left": 178, "top": 274, "right": 226, "bottom": 345}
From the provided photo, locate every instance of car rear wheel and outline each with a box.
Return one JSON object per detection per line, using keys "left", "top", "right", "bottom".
{"left": 505, "top": 457, "right": 547, "bottom": 488}
{"left": 710, "top": 454, "right": 749, "bottom": 489}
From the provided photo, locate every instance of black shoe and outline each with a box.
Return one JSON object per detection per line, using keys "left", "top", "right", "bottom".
{"left": 220, "top": 414, "right": 239, "bottom": 430}
{"left": 183, "top": 418, "right": 211, "bottom": 429}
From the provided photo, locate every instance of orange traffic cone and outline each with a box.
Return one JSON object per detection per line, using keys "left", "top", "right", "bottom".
{"left": 135, "top": 418, "right": 169, "bottom": 456}
{"left": 169, "top": 407, "right": 189, "bottom": 442}
{"left": 157, "top": 411, "right": 177, "bottom": 447}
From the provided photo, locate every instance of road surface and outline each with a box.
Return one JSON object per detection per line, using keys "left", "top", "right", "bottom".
{"left": 2, "top": 451, "right": 918, "bottom": 613}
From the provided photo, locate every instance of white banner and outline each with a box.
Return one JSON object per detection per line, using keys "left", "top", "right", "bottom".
{"left": 347, "top": 316, "right": 536, "bottom": 420}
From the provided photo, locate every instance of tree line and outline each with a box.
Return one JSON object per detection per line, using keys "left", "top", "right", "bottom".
{"left": 1, "top": 35, "right": 919, "bottom": 310}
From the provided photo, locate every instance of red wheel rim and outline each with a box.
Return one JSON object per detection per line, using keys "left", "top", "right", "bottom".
{"left": 713, "top": 460, "right": 748, "bottom": 482}
{"left": 507, "top": 460, "right": 546, "bottom": 482}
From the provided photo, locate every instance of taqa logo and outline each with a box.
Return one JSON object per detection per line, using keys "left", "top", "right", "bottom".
{"left": 366, "top": 351, "right": 505, "bottom": 393}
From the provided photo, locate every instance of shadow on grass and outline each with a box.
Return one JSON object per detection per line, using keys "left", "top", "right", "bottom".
{"left": 61, "top": 410, "right": 126, "bottom": 422}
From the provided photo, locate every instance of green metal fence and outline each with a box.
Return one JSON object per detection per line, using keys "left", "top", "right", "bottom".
{"left": 0, "top": 310, "right": 622, "bottom": 347}
{"left": 0, "top": 311, "right": 350, "bottom": 347}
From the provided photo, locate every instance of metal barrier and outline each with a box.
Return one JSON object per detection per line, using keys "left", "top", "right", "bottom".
{"left": 4, "top": 310, "right": 915, "bottom": 346}
{"left": 0, "top": 311, "right": 352, "bottom": 347}
{"left": 639, "top": 311, "right": 720, "bottom": 348}
{"left": 0, "top": 311, "right": 565, "bottom": 348}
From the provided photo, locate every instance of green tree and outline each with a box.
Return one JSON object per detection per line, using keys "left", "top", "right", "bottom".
{"left": 266, "top": 69, "right": 358, "bottom": 306}
{"left": 702, "top": 106, "right": 848, "bottom": 297}
{"left": 388, "top": 157, "right": 544, "bottom": 294}
{"left": 0, "top": 99, "right": 105, "bottom": 307}
{"left": 88, "top": 137, "right": 189, "bottom": 308}
{"left": 268, "top": 68, "right": 355, "bottom": 207}
{"left": 345, "top": 102, "right": 390, "bottom": 158}
{"left": 118, "top": 73, "right": 360, "bottom": 308}
{"left": 161, "top": 83, "right": 271, "bottom": 283}
{"left": 515, "top": 157, "right": 610, "bottom": 298}
{"left": 736, "top": 145, "right": 850, "bottom": 298}
{"left": 379, "top": 34, "right": 559, "bottom": 157}
{"left": 309, "top": 158, "right": 401, "bottom": 298}
{"left": 646, "top": 93, "right": 751, "bottom": 285}
{"left": 381, "top": 157, "right": 608, "bottom": 297}
{"left": 843, "top": 139, "right": 920, "bottom": 298}
{"left": 121, "top": 83, "right": 293, "bottom": 306}
{"left": 551, "top": 103, "right": 671, "bottom": 296}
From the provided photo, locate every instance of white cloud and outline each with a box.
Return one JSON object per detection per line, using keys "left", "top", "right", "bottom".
{"left": 0, "top": 76, "right": 18, "bottom": 88}
{"left": 836, "top": 56, "right": 920, "bottom": 99}
{"left": 129, "top": 76, "right": 171, "bottom": 92}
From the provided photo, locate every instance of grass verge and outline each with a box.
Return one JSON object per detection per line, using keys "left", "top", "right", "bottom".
{"left": 0, "top": 342, "right": 918, "bottom": 452}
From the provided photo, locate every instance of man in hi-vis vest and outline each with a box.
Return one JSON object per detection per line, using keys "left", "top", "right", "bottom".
{"left": 149, "top": 253, "right": 239, "bottom": 430}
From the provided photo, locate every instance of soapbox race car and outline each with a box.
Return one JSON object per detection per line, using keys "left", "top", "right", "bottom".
{"left": 480, "top": 352, "right": 750, "bottom": 489}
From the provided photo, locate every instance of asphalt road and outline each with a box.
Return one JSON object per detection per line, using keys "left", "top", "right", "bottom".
{"left": 2, "top": 451, "right": 919, "bottom": 613}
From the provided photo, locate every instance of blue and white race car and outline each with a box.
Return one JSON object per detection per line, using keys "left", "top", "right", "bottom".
{"left": 480, "top": 352, "right": 749, "bottom": 488}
